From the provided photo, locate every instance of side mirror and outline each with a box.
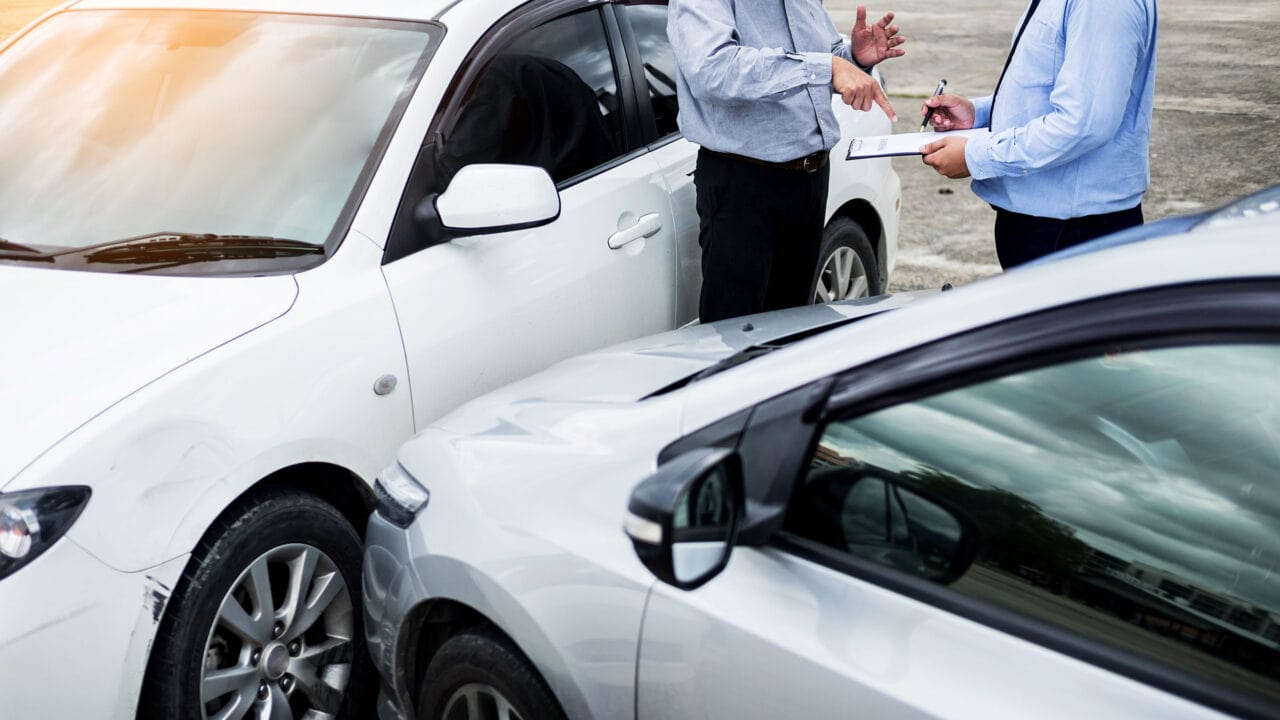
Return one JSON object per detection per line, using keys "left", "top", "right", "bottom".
{"left": 415, "top": 164, "right": 560, "bottom": 244}
{"left": 799, "top": 466, "right": 979, "bottom": 584}
{"left": 625, "top": 448, "right": 742, "bottom": 591}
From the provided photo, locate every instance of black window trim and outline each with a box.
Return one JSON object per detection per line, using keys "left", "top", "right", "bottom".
{"left": 770, "top": 278, "right": 1280, "bottom": 720}
{"left": 382, "top": 0, "right": 644, "bottom": 265}
{"left": 613, "top": 0, "right": 685, "bottom": 147}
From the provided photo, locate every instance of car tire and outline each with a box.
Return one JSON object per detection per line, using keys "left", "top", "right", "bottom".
{"left": 417, "top": 627, "right": 566, "bottom": 720}
{"left": 140, "top": 488, "right": 371, "bottom": 720}
{"left": 813, "top": 217, "right": 882, "bottom": 303}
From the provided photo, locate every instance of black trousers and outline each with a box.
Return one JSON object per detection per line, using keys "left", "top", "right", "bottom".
{"left": 695, "top": 149, "right": 830, "bottom": 323}
{"left": 994, "top": 204, "right": 1144, "bottom": 269}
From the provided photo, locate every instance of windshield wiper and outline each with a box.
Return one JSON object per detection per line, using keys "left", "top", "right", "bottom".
{"left": 0, "top": 238, "right": 47, "bottom": 255}
{"left": 74, "top": 233, "right": 325, "bottom": 265}
{"left": 0, "top": 237, "right": 56, "bottom": 262}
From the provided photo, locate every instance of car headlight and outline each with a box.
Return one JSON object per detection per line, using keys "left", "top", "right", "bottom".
{"left": 374, "top": 463, "right": 429, "bottom": 529}
{"left": 0, "top": 486, "right": 91, "bottom": 581}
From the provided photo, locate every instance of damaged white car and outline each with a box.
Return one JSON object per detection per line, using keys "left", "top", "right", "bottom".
{"left": 0, "top": 0, "right": 900, "bottom": 718}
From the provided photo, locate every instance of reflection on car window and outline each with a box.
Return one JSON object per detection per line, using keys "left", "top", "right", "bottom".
{"left": 437, "top": 10, "right": 623, "bottom": 187}
{"left": 624, "top": 4, "right": 680, "bottom": 139}
{"left": 0, "top": 11, "right": 434, "bottom": 253}
{"left": 790, "top": 344, "right": 1280, "bottom": 705}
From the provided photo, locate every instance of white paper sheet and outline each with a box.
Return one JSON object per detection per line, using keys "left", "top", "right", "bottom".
{"left": 845, "top": 128, "right": 989, "bottom": 160}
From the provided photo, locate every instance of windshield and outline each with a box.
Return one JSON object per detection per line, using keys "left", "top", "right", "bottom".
{"left": 0, "top": 10, "right": 436, "bottom": 274}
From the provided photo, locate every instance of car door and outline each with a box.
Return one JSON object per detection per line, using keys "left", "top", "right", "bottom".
{"left": 382, "top": 3, "right": 680, "bottom": 426}
{"left": 616, "top": 0, "right": 701, "bottom": 325}
{"left": 636, "top": 282, "right": 1280, "bottom": 719}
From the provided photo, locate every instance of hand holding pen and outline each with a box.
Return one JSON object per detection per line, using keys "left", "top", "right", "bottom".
{"left": 920, "top": 79, "right": 947, "bottom": 132}
{"left": 921, "top": 85, "right": 978, "bottom": 132}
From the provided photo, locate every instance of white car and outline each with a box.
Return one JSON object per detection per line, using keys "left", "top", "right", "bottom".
{"left": 365, "top": 207, "right": 1280, "bottom": 720}
{"left": 0, "top": 0, "right": 898, "bottom": 718}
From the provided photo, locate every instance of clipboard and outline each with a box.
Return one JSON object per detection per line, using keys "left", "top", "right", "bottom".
{"left": 846, "top": 128, "right": 988, "bottom": 160}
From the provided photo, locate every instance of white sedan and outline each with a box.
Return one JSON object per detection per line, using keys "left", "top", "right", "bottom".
{"left": 0, "top": 0, "right": 899, "bottom": 718}
{"left": 365, "top": 204, "right": 1280, "bottom": 720}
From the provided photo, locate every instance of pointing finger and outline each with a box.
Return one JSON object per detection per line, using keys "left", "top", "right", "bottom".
{"left": 873, "top": 85, "right": 897, "bottom": 122}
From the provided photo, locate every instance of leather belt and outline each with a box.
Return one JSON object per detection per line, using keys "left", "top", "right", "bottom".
{"left": 704, "top": 148, "right": 829, "bottom": 173}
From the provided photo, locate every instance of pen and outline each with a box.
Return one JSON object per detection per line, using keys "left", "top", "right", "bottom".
{"left": 920, "top": 79, "right": 947, "bottom": 132}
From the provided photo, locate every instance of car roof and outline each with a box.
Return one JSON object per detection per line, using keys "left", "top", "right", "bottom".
{"left": 64, "top": 0, "right": 512, "bottom": 23}
{"left": 678, "top": 212, "right": 1280, "bottom": 431}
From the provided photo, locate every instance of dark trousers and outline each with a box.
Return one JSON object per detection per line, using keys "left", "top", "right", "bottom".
{"left": 695, "top": 149, "right": 830, "bottom": 323}
{"left": 994, "top": 204, "right": 1144, "bottom": 269}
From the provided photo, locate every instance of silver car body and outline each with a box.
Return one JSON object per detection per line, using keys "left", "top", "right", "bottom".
{"left": 366, "top": 213, "right": 1280, "bottom": 720}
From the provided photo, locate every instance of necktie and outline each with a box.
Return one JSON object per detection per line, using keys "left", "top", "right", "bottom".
{"left": 989, "top": 0, "right": 1043, "bottom": 127}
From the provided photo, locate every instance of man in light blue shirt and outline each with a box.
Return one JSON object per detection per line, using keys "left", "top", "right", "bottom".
{"left": 670, "top": 3, "right": 903, "bottom": 322}
{"left": 920, "top": 0, "right": 1158, "bottom": 268}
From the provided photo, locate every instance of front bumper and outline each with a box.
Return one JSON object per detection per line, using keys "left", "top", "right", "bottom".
{"left": 0, "top": 536, "right": 184, "bottom": 718}
{"left": 364, "top": 509, "right": 425, "bottom": 720}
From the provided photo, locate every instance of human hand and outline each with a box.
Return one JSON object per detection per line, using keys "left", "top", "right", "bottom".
{"left": 921, "top": 93, "right": 975, "bottom": 131}
{"left": 833, "top": 57, "right": 897, "bottom": 120}
{"left": 851, "top": 5, "right": 906, "bottom": 68}
{"left": 920, "top": 137, "right": 970, "bottom": 178}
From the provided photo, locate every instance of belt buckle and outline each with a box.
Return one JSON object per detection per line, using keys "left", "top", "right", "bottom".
{"left": 803, "top": 153, "right": 820, "bottom": 173}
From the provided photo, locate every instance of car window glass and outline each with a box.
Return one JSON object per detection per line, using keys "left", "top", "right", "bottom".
{"left": 787, "top": 343, "right": 1280, "bottom": 705}
{"left": 624, "top": 3, "right": 680, "bottom": 139}
{"left": 0, "top": 11, "right": 433, "bottom": 253}
{"left": 436, "top": 9, "right": 624, "bottom": 188}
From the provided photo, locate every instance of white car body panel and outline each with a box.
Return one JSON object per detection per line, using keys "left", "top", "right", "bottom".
{"left": 7, "top": 235, "right": 412, "bottom": 572}
{"left": 0, "top": 265, "right": 297, "bottom": 486}
{"left": 383, "top": 154, "right": 682, "bottom": 425}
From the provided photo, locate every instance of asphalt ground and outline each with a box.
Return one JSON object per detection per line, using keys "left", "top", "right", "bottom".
{"left": 4, "top": 0, "right": 1277, "bottom": 291}
{"left": 824, "top": 0, "right": 1280, "bottom": 290}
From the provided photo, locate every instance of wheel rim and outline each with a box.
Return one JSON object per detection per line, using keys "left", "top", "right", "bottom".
{"left": 200, "top": 543, "right": 354, "bottom": 720}
{"left": 442, "top": 683, "right": 524, "bottom": 720}
{"left": 814, "top": 246, "right": 870, "bottom": 303}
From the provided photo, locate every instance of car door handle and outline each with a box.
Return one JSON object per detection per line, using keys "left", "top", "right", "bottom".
{"left": 608, "top": 213, "right": 663, "bottom": 250}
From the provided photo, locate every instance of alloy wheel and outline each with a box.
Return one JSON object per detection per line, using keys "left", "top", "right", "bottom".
{"left": 200, "top": 543, "right": 354, "bottom": 720}
{"left": 442, "top": 683, "right": 525, "bottom": 720}
{"left": 815, "top": 246, "right": 870, "bottom": 303}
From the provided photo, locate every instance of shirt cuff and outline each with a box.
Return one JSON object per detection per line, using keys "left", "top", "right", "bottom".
{"left": 972, "top": 95, "right": 993, "bottom": 129}
{"left": 799, "top": 52, "right": 833, "bottom": 86}
{"left": 964, "top": 132, "right": 998, "bottom": 181}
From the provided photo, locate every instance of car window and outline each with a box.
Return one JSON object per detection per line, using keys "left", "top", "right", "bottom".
{"left": 786, "top": 343, "right": 1280, "bottom": 706}
{"left": 622, "top": 3, "right": 680, "bottom": 139}
{"left": 0, "top": 10, "right": 434, "bottom": 256}
{"left": 435, "top": 9, "right": 624, "bottom": 188}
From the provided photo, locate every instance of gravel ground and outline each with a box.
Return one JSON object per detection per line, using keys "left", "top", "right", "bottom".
{"left": 825, "top": 0, "right": 1280, "bottom": 290}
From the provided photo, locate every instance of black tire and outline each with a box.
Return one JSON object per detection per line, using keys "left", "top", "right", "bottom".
{"left": 140, "top": 488, "right": 372, "bottom": 720}
{"left": 417, "top": 627, "right": 566, "bottom": 720}
{"left": 812, "top": 217, "right": 883, "bottom": 303}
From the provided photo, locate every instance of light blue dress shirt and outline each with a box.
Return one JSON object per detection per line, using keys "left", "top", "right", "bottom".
{"left": 668, "top": 0, "right": 856, "bottom": 163}
{"left": 965, "top": 0, "right": 1159, "bottom": 219}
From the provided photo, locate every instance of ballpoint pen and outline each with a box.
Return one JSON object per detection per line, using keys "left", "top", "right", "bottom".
{"left": 920, "top": 79, "right": 947, "bottom": 132}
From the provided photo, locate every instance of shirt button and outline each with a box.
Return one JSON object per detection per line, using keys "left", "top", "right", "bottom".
{"left": 809, "top": 73, "right": 815, "bottom": 80}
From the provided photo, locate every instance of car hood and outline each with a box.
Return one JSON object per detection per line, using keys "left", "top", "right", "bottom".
{"left": 434, "top": 292, "right": 933, "bottom": 435}
{"left": 0, "top": 265, "right": 298, "bottom": 486}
